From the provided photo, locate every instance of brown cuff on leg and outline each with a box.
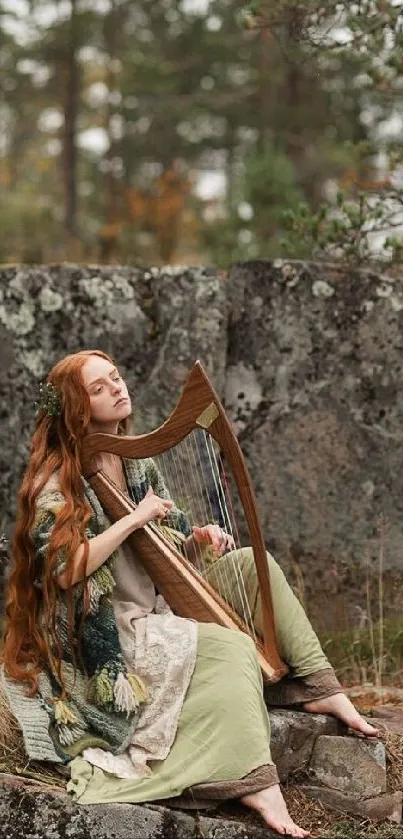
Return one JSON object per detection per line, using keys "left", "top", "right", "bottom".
{"left": 265, "top": 667, "right": 342, "bottom": 707}
{"left": 182, "top": 764, "right": 279, "bottom": 803}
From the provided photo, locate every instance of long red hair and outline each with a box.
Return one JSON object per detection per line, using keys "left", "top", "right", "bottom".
{"left": 2, "top": 349, "right": 127, "bottom": 694}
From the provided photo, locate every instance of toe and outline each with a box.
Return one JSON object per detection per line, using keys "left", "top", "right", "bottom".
{"left": 350, "top": 718, "right": 380, "bottom": 737}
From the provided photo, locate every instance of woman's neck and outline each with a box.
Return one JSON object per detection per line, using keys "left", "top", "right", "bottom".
{"left": 88, "top": 420, "right": 119, "bottom": 435}
{"left": 98, "top": 452, "right": 126, "bottom": 491}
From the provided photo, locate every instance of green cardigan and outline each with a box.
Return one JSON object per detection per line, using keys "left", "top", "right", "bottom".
{"left": 29, "top": 457, "right": 191, "bottom": 762}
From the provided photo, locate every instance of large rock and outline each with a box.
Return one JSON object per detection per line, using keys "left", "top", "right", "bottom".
{"left": 1, "top": 260, "right": 403, "bottom": 620}
{"left": 0, "top": 774, "right": 278, "bottom": 839}
{"left": 309, "top": 735, "right": 387, "bottom": 797}
{"left": 226, "top": 261, "right": 403, "bottom": 616}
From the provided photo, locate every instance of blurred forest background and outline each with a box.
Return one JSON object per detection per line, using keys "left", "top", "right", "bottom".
{"left": 0, "top": 0, "right": 402, "bottom": 268}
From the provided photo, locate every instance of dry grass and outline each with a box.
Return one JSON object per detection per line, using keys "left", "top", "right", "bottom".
{"left": 0, "top": 678, "right": 26, "bottom": 759}
{"left": 218, "top": 782, "right": 403, "bottom": 839}
{"left": 290, "top": 519, "right": 403, "bottom": 691}
{"left": 283, "top": 784, "right": 338, "bottom": 835}
{"left": 382, "top": 730, "right": 403, "bottom": 794}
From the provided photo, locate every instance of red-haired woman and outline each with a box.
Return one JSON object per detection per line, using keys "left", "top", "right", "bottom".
{"left": 1, "top": 351, "right": 378, "bottom": 838}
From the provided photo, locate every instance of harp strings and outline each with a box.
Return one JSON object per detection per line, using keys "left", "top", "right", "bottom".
{"left": 152, "top": 430, "right": 257, "bottom": 641}
{"left": 185, "top": 432, "right": 235, "bottom": 612}
{"left": 202, "top": 434, "right": 257, "bottom": 641}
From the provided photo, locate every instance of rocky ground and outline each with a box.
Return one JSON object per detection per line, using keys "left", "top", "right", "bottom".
{"left": 0, "top": 686, "right": 401, "bottom": 839}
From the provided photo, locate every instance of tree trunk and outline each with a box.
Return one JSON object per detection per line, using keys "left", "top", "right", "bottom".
{"left": 100, "top": 0, "right": 123, "bottom": 263}
{"left": 62, "top": 0, "right": 79, "bottom": 241}
{"left": 257, "top": 26, "right": 272, "bottom": 150}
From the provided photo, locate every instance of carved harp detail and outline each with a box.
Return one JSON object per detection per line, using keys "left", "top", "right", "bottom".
{"left": 80, "top": 362, "right": 288, "bottom": 683}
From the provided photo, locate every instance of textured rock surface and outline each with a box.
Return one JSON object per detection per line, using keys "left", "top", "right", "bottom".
{"left": 0, "top": 777, "right": 277, "bottom": 839}
{"left": 268, "top": 709, "right": 343, "bottom": 781}
{"left": 226, "top": 261, "right": 403, "bottom": 619}
{"left": 0, "top": 263, "right": 226, "bottom": 534}
{"left": 1, "top": 260, "right": 403, "bottom": 620}
{"left": 309, "top": 735, "right": 387, "bottom": 797}
{"left": 301, "top": 785, "right": 402, "bottom": 823}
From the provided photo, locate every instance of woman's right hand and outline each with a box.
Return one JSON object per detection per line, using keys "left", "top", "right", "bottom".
{"left": 129, "top": 487, "right": 174, "bottom": 530}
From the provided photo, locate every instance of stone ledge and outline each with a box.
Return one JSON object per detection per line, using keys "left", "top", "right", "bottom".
{"left": 0, "top": 780, "right": 278, "bottom": 839}
{"left": 1, "top": 709, "right": 401, "bottom": 836}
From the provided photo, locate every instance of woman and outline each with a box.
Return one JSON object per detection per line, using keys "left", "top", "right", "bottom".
{"left": 2, "top": 350, "right": 378, "bottom": 838}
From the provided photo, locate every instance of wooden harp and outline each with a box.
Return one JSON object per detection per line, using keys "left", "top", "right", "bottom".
{"left": 80, "top": 361, "right": 288, "bottom": 684}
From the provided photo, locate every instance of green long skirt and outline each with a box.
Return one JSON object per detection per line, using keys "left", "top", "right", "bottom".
{"left": 69, "top": 548, "right": 332, "bottom": 804}
{"left": 68, "top": 623, "right": 272, "bottom": 804}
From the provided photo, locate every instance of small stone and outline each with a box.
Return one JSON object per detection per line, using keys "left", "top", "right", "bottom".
{"left": 309, "top": 735, "right": 387, "bottom": 797}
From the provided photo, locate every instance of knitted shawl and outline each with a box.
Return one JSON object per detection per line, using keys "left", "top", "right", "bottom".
{"left": 28, "top": 457, "right": 191, "bottom": 763}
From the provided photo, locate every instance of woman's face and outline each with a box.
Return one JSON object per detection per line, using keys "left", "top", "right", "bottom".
{"left": 81, "top": 355, "right": 132, "bottom": 432}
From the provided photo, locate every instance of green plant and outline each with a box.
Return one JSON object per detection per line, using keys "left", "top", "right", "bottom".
{"left": 280, "top": 188, "right": 403, "bottom": 266}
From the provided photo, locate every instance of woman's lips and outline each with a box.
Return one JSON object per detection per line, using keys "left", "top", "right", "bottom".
{"left": 115, "top": 397, "right": 129, "bottom": 406}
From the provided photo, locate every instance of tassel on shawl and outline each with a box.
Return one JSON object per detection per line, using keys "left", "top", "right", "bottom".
{"left": 127, "top": 674, "right": 148, "bottom": 704}
{"left": 87, "top": 667, "right": 114, "bottom": 706}
{"left": 53, "top": 699, "right": 79, "bottom": 726}
{"left": 57, "top": 723, "right": 87, "bottom": 747}
{"left": 87, "top": 667, "right": 147, "bottom": 714}
{"left": 52, "top": 698, "right": 86, "bottom": 747}
{"left": 114, "top": 672, "right": 148, "bottom": 715}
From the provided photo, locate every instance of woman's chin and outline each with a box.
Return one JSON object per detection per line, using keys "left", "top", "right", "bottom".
{"left": 115, "top": 399, "right": 131, "bottom": 415}
{"left": 117, "top": 403, "right": 132, "bottom": 422}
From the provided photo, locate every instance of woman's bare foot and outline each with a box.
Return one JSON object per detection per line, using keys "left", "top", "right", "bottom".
{"left": 303, "top": 692, "right": 380, "bottom": 737}
{"left": 241, "top": 783, "right": 310, "bottom": 837}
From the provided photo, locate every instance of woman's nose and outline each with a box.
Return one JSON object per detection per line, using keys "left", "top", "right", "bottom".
{"left": 111, "top": 381, "right": 122, "bottom": 394}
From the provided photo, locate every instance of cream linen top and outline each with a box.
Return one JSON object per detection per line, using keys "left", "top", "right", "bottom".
{"left": 82, "top": 531, "right": 198, "bottom": 779}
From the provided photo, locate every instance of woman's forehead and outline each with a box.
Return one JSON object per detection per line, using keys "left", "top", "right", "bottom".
{"left": 81, "top": 355, "right": 115, "bottom": 385}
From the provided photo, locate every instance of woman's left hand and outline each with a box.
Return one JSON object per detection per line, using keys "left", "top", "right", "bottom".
{"left": 192, "top": 524, "right": 235, "bottom": 556}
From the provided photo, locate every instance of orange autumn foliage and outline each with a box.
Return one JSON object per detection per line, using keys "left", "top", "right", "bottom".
{"left": 126, "top": 168, "right": 191, "bottom": 262}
